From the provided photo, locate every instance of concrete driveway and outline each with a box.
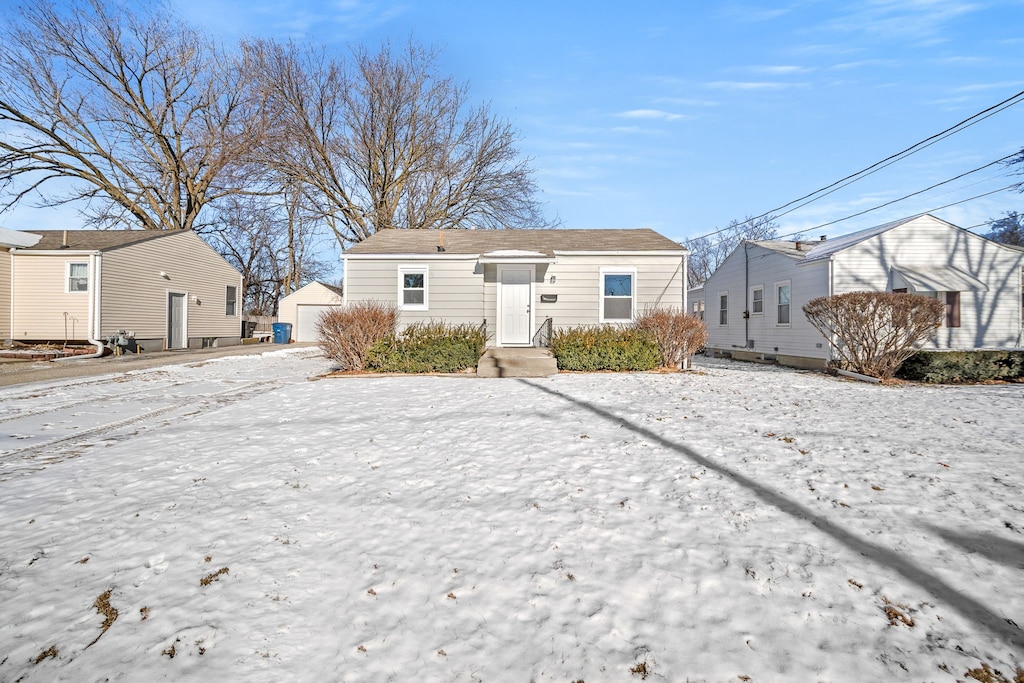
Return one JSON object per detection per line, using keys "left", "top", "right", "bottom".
{"left": 0, "top": 342, "right": 318, "bottom": 388}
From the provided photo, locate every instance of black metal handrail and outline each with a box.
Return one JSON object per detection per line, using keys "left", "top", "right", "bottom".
{"left": 532, "top": 317, "right": 553, "bottom": 347}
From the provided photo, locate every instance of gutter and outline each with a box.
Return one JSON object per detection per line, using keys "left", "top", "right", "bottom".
{"left": 53, "top": 252, "right": 107, "bottom": 361}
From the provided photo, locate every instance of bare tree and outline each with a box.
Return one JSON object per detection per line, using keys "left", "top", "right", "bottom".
{"left": 684, "top": 215, "right": 780, "bottom": 288}
{"left": 986, "top": 211, "right": 1024, "bottom": 247}
{"left": 204, "top": 194, "right": 332, "bottom": 315}
{"left": 248, "top": 39, "right": 550, "bottom": 247}
{"left": 0, "top": 0, "right": 267, "bottom": 231}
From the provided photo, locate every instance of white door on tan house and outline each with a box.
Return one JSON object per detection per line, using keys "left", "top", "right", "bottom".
{"left": 499, "top": 268, "right": 532, "bottom": 346}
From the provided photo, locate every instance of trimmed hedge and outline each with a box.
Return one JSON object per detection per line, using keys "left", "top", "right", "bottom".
{"left": 896, "top": 350, "right": 1024, "bottom": 383}
{"left": 366, "top": 321, "right": 487, "bottom": 373}
{"left": 550, "top": 325, "right": 661, "bottom": 372}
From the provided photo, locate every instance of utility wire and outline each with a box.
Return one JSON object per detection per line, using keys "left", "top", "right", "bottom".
{"left": 688, "top": 88, "right": 1024, "bottom": 243}
{"left": 772, "top": 183, "right": 1017, "bottom": 241}
{"left": 798, "top": 153, "right": 1017, "bottom": 231}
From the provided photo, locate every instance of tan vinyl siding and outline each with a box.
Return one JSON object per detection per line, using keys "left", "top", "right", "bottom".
{"left": 10, "top": 253, "right": 91, "bottom": 341}
{"left": 100, "top": 231, "right": 242, "bottom": 343}
{"left": 832, "top": 215, "right": 1024, "bottom": 350}
{"left": 0, "top": 251, "right": 11, "bottom": 339}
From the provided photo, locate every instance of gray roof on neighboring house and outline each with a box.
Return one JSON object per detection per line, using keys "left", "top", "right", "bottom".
{"left": 344, "top": 228, "right": 685, "bottom": 257}
{"left": 747, "top": 215, "right": 929, "bottom": 263}
{"left": 17, "top": 229, "right": 176, "bottom": 251}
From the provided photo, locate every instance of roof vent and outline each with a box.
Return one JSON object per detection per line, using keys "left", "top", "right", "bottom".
{"left": 60, "top": 229, "right": 69, "bottom": 249}
{"left": 436, "top": 245, "right": 446, "bottom": 252}
{"left": 820, "top": 235, "right": 827, "bottom": 241}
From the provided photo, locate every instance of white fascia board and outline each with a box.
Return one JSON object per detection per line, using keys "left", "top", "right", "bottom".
{"left": 342, "top": 253, "right": 478, "bottom": 261}
{"left": 10, "top": 249, "right": 102, "bottom": 256}
{"left": 553, "top": 250, "right": 687, "bottom": 256}
{"left": 477, "top": 256, "right": 556, "bottom": 265}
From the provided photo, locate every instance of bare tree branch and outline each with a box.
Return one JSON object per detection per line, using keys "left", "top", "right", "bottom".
{"left": 0, "top": 0, "right": 268, "bottom": 231}
{"left": 247, "top": 38, "right": 552, "bottom": 248}
{"left": 684, "top": 215, "right": 781, "bottom": 289}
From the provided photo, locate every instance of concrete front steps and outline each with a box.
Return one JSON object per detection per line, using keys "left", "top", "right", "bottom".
{"left": 477, "top": 347, "right": 558, "bottom": 378}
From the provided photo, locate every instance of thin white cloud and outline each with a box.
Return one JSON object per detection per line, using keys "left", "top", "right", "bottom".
{"left": 952, "top": 81, "right": 1024, "bottom": 92}
{"left": 822, "top": 1, "right": 983, "bottom": 43}
{"left": 704, "top": 81, "right": 804, "bottom": 91}
{"left": 616, "top": 109, "right": 692, "bottom": 122}
{"left": 748, "top": 65, "right": 813, "bottom": 75}
{"left": 654, "top": 97, "right": 721, "bottom": 107}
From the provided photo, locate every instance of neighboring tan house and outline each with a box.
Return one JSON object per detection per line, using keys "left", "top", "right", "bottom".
{"left": 343, "top": 228, "right": 688, "bottom": 347}
{"left": 2, "top": 229, "right": 243, "bottom": 351}
{"left": 277, "top": 281, "right": 344, "bottom": 342}
{"left": 701, "top": 214, "right": 1024, "bottom": 369}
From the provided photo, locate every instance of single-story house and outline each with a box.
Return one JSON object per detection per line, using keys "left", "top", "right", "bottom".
{"left": 700, "top": 214, "right": 1024, "bottom": 369}
{"left": 1, "top": 229, "right": 244, "bottom": 351}
{"left": 277, "top": 281, "right": 344, "bottom": 342}
{"left": 342, "top": 228, "right": 687, "bottom": 346}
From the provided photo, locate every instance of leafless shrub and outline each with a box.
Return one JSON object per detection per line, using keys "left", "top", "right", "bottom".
{"left": 803, "top": 292, "right": 943, "bottom": 380}
{"left": 317, "top": 301, "right": 398, "bottom": 371}
{"left": 636, "top": 307, "right": 709, "bottom": 369}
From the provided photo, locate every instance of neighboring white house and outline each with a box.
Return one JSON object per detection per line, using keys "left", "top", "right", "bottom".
{"left": 342, "top": 228, "right": 688, "bottom": 347}
{"left": 2, "top": 229, "right": 243, "bottom": 350}
{"left": 688, "top": 286, "right": 705, "bottom": 321}
{"left": 277, "top": 281, "right": 344, "bottom": 342}
{"left": 701, "top": 214, "right": 1024, "bottom": 369}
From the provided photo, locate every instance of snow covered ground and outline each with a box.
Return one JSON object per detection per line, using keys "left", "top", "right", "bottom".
{"left": 0, "top": 347, "right": 1022, "bottom": 682}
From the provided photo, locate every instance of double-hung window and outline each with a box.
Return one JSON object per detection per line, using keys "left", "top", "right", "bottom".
{"left": 942, "top": 291, "right": 960, "bottom": 328}
{"left": 225, "top": 285, "right": 237, "bottom": 316}
{"left": 67, "top": 262, "right": 88, "bottom": 293}
{"left": 750, "top": 286, "right": 764, "bottom": 316}
{"left": 398, "top": 266, "right": 428, "bottom": 311}
{"left": 718, "top": 293, "right": 728, "bottom": 326}
{"left": 776, "top": 281, "right": 791, "bottom": 326}
{"left": 600, "top": 268, "right": 635, "bottom": 322}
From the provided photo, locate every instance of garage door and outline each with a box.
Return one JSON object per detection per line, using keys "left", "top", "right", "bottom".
{"left": 295, "top": 305, "right": 342, "bottom": 342}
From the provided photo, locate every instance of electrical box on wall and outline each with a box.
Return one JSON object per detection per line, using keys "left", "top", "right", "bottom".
{"left": 540, "top": 294, "right": 557, "bottom": 303}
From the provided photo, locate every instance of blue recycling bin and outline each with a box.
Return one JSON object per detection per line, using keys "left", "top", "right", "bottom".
{"left": 272, "top": 322, "right": 292, "bottom": 344}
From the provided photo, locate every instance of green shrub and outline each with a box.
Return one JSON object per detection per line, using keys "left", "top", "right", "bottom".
{"left": 366, "top": 321, "right": 488, "bottom": 373}
{"left": 896, "top": 350, "right": 1024, "bottom": 383}
{"left": 550, "top": 325, "right": 661, "bottom": 372}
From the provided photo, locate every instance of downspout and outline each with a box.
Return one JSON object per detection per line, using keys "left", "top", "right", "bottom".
{"left": 54, "top": 252, "right": 107, "bottom": 361}
{"left": 743, "top": 241, "right": 749, "bottom": 347}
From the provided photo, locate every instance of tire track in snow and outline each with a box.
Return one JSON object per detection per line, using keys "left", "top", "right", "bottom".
{"left": 0, "top": 379, "right": 282, "bottom": 481}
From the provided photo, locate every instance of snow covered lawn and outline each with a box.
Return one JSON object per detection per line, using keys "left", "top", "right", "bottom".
{"left": 0, "top": 348, "right": 1022, "bottom": 682}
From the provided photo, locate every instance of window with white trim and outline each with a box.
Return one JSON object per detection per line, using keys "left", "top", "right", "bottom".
{"left": 718, "top": 293, "right": 728, "bottom": 326}
{"left": 750, "top": 285, "right": 764, "bottom": 315}
{"left": 398, "top": 266, "right": 428, "bottom": 310}
{"left": 776, "top": 281, "right": 791, "bottom": 326}
{"left": 225, "top": 285, "right": 237, "bottom": 316}
{"left": 941, "top": 291, "right": 960, "bottom": 328}
{"left": 67, "top": 262, "right": 88, "bottom": 293}
{"left": 600, "top": 268, "right": 635, "bottom": 322}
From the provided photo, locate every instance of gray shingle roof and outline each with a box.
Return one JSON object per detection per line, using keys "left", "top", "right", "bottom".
{"left": 18, "top": 230, "right": 177, "bottom": 251}
{"left": 344, "top": 228, "right": 684, "bottom": 256}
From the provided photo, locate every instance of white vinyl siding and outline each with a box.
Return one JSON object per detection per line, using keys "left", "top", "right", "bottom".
{"left": 10, "top": 254, "right": 90, "bottom": 341}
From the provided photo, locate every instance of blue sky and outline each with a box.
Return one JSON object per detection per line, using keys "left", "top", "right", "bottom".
{"left": 7, "top": 0, "right": 1024, "bottom": 247}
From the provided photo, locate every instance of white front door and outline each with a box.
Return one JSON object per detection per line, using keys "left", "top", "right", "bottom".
{"left": 499, "top": 268, "right": 532, "bottom": 346}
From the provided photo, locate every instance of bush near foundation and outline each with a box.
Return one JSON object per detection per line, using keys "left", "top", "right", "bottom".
{"left": 896, "top": 350, "right": 1024, "bottom": 383}
{"left": 803, "top": 292, "right": 943, "bottom": 380}
{"left": 317, "top": 301, "right": 397, "bottom": 371}
{"left": 636, "top": 307, "right": 708, "bottom": 369}
{"left": 550, "top": 325, "right": 661, "bottom": 372}
{"left": 366, "top": 321, "right": 487, "bottom": 373}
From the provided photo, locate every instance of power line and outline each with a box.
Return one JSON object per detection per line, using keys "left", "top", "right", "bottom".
{"left": 773, "top": 183, "right": 1018, "bottom": 241}
{"left": 689, "top": 88, "right": 1024, "bottom": 243}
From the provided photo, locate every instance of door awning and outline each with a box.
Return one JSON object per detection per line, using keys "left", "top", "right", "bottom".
{"left": 477, "top": 249, "right": 555, "bottom": 265}
{"left": 893, "top": 266, "right": 988, "bottom": 292}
